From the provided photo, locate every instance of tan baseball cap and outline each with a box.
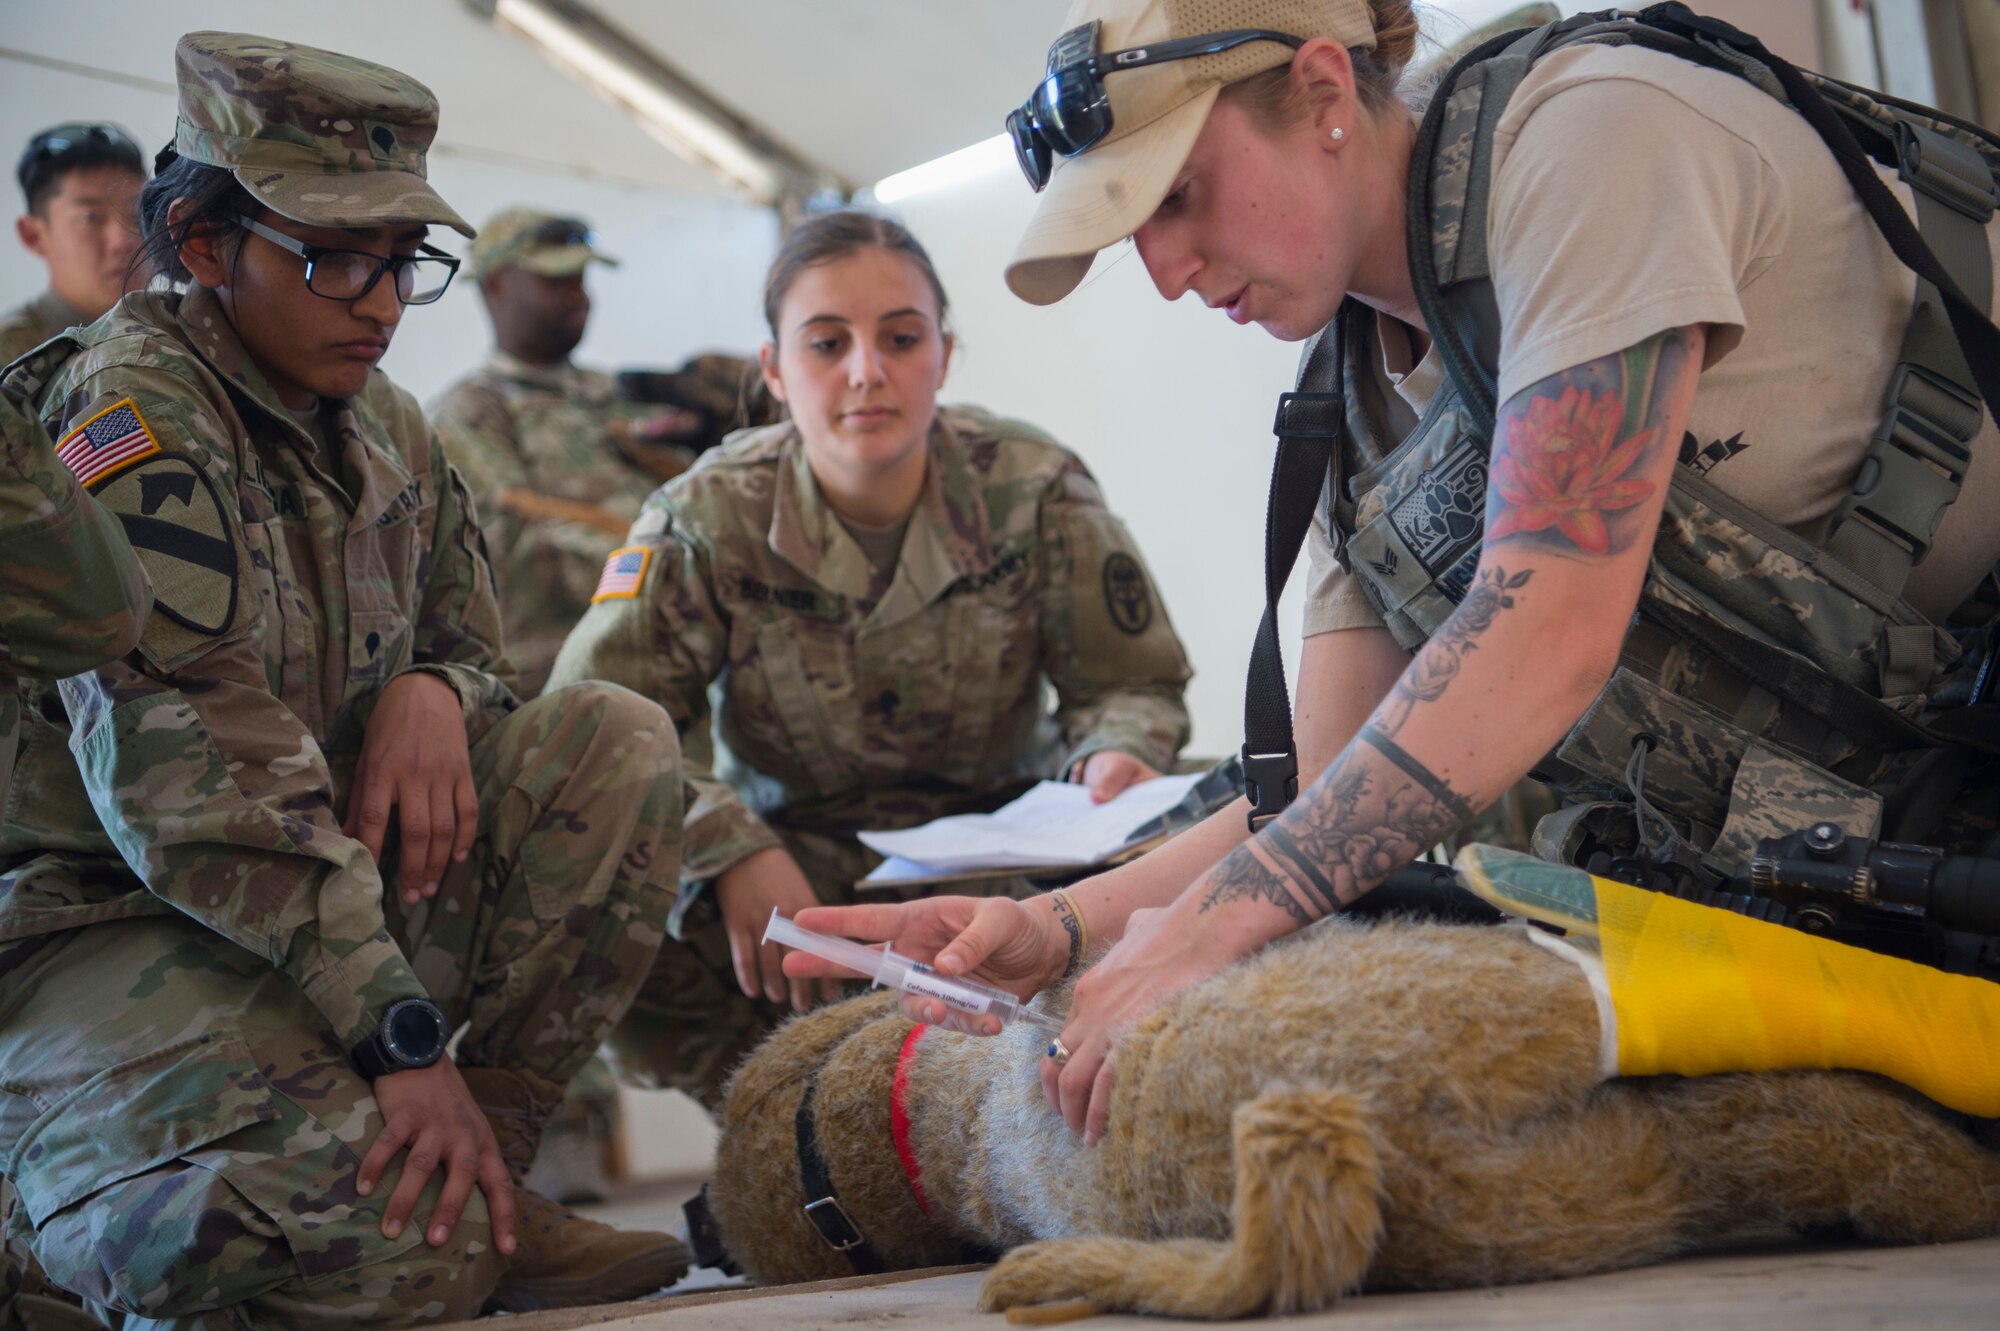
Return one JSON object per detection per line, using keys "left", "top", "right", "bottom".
{"left": 1005, "top": 0, "right": 1375, "bottom": 305}
{"left": 469, "top": 208, "right": 619, "bottom": 278}
{"left": 173, "top": 31, "right": 474, "bottom": 238}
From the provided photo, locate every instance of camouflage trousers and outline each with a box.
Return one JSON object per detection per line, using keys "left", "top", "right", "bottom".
{"left": 0, "top": 683, "right": 680, "bottom": 1330}
{"left": 606, "top": 825, "right": 1030, "bottom": 1111}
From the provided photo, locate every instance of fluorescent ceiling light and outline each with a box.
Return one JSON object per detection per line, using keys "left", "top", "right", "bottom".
{"left": 873, "top": 134, "right": 1013, "bottom": 205}
{"left": 492, "top": 0, "right": 806, "bottom": 205}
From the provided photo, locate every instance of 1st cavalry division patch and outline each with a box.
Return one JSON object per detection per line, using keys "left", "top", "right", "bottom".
{"left": 95, "top": 455, "right": 238, "bottom": 636}
{"left": 56, "top": 397, "right": 163, "bottom": 490}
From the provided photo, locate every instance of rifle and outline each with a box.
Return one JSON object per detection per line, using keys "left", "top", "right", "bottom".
{"left": 1579, "top": 823, "right": 2000, "bottom": 975}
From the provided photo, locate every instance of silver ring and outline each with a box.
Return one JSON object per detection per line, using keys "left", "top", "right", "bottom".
{"left": 1047, "top": 1037, "right": 1071, "bottom": 1066}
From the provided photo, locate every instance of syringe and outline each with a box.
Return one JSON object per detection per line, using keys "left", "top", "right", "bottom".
{"left": 763, "top": 909, "right": 1063, "bottom": 1036}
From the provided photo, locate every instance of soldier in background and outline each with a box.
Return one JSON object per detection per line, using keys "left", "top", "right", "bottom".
{"left": 3, "top": 123, "right": 148, "bottom": 364}
{"left": 0, "top": 32, "right": 686, "bottom": 1324}
{"left": 430, "top": 209, "right": 705, "bottom": 693}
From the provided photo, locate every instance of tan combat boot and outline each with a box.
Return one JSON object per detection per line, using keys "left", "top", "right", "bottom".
{"left": 459, "top": 1065, "right": 690, "bottom": 1311}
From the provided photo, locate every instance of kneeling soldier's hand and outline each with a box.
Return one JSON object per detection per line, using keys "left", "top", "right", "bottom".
{"left": 346, "top": 671, "right": 480, "bottom": 905}
{"left": 358, "top": 1055, "right": 518, "bottom": 1254}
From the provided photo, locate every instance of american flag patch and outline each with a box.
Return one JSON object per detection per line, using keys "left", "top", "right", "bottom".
{"left": 592, "top": 545, "right": 651, "bottom": 602}
{"left": 57, "top": 399, "right": 162, "bottom": 489}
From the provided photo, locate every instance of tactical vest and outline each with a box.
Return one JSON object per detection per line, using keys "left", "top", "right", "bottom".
{"left": 1248, "top": 5, "right": 2000, "bottom": 874}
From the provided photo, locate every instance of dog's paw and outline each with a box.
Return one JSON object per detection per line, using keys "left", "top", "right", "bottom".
{"left": 980, "top": 1237, "right": 1258, "bottom": 1320}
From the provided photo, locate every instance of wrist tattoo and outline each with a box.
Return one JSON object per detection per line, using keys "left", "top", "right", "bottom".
{"left": 1202, "top": 729, "right": 1478, "bottom": 925}
{"left": 1199, "top": 842, "right": 1313, "bottom": 923}
{"left": 1051, "top": 889, "right": 1086, "bottom": 976}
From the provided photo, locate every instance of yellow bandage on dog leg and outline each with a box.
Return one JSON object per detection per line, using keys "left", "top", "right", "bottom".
{"left": 1455, "top": 844, "right": 2000, "bottom": 1115}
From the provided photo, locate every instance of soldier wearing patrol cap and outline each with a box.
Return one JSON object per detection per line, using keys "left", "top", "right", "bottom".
{"left": 430, "top": 207, "right": 702, "bottom": 694}
{"left": 0, "top": 31, "right": 687, "bottom": 1325}
{"left": 549, "top": 210, "right": 1193, "bottom": 1108}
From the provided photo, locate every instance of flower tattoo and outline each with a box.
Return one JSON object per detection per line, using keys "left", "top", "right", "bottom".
{"left": 1487, "top": 385, "right": 1657, "bottom": 555}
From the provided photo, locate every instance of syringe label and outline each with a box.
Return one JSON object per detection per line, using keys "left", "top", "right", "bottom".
{"left": 902, "top": 973, "right": 993, "bottom": 1015}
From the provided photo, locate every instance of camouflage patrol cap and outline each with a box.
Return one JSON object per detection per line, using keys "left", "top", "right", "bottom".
{"left": 469, "top": 208, "right": 619, "bottom": 278}
{"left": 172, "top": 31, "right": 474, "bottom": 238}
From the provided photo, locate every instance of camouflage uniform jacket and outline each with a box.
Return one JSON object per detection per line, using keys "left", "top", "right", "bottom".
{"left": 430, "top": 352, "right": 690, "bottom": 688}
{"left": 0, "top": 387, "right": 151, "bottom": 818}
{"left": 0, "top": 291, "right": 81, "bottom": 368}
{"left": 0, "top": 285, "right": 515, "bottom": 1051}
{"left": 550, "top": 405, "right": 1192, "bottom": 887}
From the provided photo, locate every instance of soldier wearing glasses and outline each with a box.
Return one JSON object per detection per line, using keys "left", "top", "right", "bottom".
{"left": 0, "top": 32, "right": 689, "bottom": 1325}
{"left": 4, "top": 122, "right": 148, "bottom": 365}
{"left": 430, "top": 209, "right": 703, "bottom": 693}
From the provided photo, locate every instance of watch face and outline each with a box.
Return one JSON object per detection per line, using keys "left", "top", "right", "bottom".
{"left": 383, "top": 1000, "right": 446, "bottom": 1065}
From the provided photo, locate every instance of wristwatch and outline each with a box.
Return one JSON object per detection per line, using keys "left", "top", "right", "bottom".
{"left": 349, "top": 997, "right": 449, "bottom": 1080}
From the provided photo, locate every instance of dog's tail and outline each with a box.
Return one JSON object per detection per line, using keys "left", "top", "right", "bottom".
{"left": 980, "top": 1087, "right": 1383, "bottom": 1319}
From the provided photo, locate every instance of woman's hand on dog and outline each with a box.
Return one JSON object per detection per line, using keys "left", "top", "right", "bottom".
{"left": 1044, "top": 905, "right": 1241, "bottom": 1145}
{"left": 717, "top": 847, "right": 844, "bottom": 1011}
{"left": 786, "top": 895, "right": 1068, "bottom": 1034}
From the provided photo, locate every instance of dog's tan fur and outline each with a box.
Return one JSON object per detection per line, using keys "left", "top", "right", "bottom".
{"left": 710, "top": 917, "right": 2000, "bottom": 1318}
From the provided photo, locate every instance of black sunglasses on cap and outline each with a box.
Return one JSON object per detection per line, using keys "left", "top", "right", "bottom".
{"left": 16, "top": 122, "right": 145, "bottom": 198}
{"left": 1006, "top": 28, "right": 1305, "bottom": 192}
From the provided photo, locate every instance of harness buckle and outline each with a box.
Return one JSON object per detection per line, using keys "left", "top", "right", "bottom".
{"left": 1271, "top": 390, "right": 1344, "bottom": 440}
{"left": 1242, "top": 745, "right": 1299, "bottom": 832}
{"left": 801, "top": 1196, "right": 867, "bottom": 1253}
{"left": 1837, "top": 363, "right": 1979, "bottom": 560}
{"left": 1894, "top": 119, "right": 1998, "bottom": 222}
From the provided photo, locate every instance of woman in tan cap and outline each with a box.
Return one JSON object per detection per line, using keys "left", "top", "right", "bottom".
{"left": 791, "top": 1, "right": 2000, "bottom": 1145}
{"left": 0, "top": 30, "right": 688, "bottom": 1326}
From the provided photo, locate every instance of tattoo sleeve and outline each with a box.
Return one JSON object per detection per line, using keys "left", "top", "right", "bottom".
{"left": 1200, "top": 729, "right": 1475, "bottom": 921}
{"left": 1485, "top": 329, "right": 1692, "bottom": 559}
{"left": 1204, "top": 562, "right": 1534, "bottom": 923}
{"left": 1202, "top": 332, "right": 1693, "bottom": 928}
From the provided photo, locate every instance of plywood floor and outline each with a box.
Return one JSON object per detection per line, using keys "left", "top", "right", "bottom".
{"left": 449, "top": 1220, "right": 2000, "bottom": 1329}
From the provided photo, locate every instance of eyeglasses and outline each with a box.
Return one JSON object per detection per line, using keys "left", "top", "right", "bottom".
{"left": 1005, "top": 29, "right": 1305, "bottom": 192}
{"left": 233, "top": 215, "right": 460, "bottom": 305}
{"left": 16, "top": 122, "right": 145, "bottom": 196}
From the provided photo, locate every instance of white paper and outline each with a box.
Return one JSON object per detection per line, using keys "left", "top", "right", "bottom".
{"left": 859, "top": 771, "right": 1206, "bottom": 879}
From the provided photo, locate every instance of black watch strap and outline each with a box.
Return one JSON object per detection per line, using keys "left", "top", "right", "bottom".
{"left": 349, "top": 998, "right": 447, "bottom": 1081}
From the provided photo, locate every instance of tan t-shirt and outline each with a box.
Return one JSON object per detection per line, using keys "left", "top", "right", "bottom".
{"left": 1304, "top": 43, "right": 2000, "bottom": 636}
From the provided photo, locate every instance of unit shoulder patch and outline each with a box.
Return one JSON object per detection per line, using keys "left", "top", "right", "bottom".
{"left": 1101, "top": 552, "right": 1152, "bottom": 635}
{"left": 95, "top": 454, "right": 238, "bottom": 635}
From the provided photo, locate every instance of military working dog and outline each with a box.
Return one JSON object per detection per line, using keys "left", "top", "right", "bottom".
{"left": 709, "top": 916, "right": 2000, "bottom": 1318}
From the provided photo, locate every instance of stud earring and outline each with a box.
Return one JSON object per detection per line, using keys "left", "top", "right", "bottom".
{"left": 1330, "top": 126, "right": 1346, "bottom": 142}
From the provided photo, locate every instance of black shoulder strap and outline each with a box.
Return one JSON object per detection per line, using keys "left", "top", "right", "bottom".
{"left": 1242, "top": 322, "right": 1344, "bottom": 829}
